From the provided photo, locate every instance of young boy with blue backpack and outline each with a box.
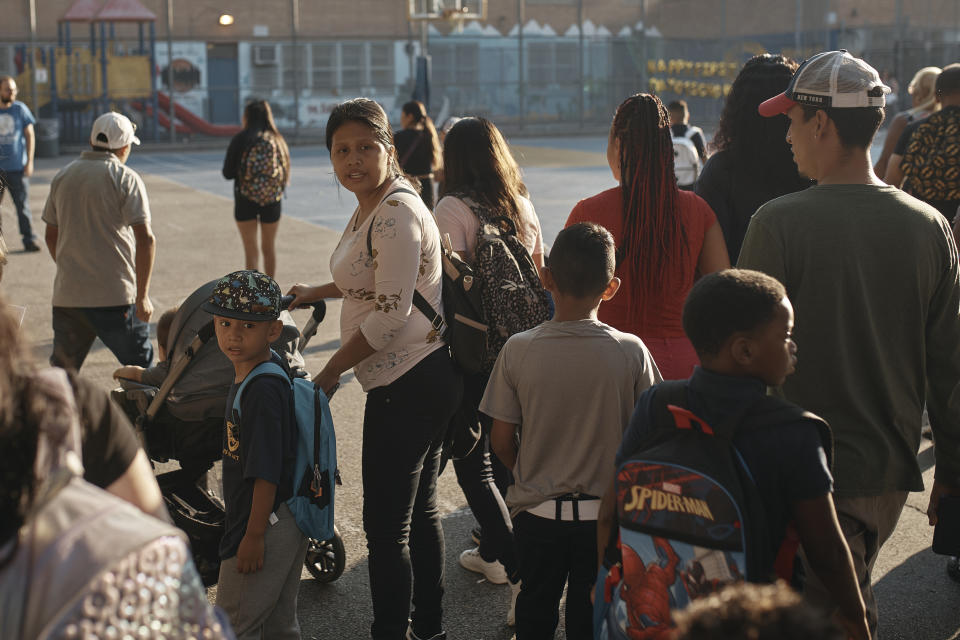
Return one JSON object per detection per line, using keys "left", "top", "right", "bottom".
{"left": 595, "top": 269, "right": 869, "bottom": 640}
{"left": 203, "top": 270, "right": 313, "bottom": 638}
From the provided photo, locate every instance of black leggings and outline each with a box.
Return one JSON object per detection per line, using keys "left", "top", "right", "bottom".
{"left": 452, "top": 373, "right": 519, "bottom": 581}
{"left": 362, "top": 348, "right": 463, "bottom": 640}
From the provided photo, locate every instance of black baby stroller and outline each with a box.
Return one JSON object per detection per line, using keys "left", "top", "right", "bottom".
{"left": 113, "top": 280, "right": 345, "bottom": 586}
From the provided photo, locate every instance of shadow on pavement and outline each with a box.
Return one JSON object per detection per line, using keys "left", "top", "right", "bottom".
{"left": 296, "top": 509, "right": 523, "bottom": 640}
{"left": 875, "top": 547, "right": 960, "bottom": 639}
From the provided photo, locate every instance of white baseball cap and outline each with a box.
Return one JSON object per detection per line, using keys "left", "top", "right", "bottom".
{"left": 90, "top": 112, "right": 141, "bottom": 148}
{"left": 759, "top": 50, "right": 891, "bottom": 117}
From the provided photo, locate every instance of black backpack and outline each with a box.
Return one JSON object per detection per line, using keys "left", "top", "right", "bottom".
{"left": 594, "top": 381, "right": 832, "bottom": 639}
{"left": 452, "top": 194, "right": 550, "bottom": 373}
{"left": 364, "top": 188, "right": 486, "bottom": 375}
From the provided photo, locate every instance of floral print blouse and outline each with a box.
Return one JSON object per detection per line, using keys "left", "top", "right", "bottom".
{"left": 330, "top": 178, "right": 446, "bottom": 391}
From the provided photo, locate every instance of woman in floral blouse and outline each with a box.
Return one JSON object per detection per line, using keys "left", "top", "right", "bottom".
{"left": 288, "top": 98, "right": 461, "bottom": 640}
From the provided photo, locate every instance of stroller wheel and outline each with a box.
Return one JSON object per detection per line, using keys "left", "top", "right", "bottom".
{"left": 305, "top": 526, "right": 345, "bottom": 583}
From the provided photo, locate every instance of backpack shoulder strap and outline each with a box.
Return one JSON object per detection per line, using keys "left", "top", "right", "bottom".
{"left": 364, "top": 186, "right": 422, "bottom": 257}
{"left": 232, "top": 357, "right": 290, "bottom": 417}
{"left": 740, "top": 395, "right": 834, "bottom": 468}
{"left": 649, "top": 380, "right": 690, "bottom": 431}
{"left": 362, "top": 187, "right": 446, "bottom": 337}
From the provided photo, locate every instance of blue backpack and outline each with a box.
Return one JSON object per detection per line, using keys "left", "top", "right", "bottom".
{"left": 233, "top": 358, "right": 337, "bottom": 542}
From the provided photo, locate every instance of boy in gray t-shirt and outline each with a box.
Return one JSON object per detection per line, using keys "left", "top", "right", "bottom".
{"left": 482, "top": 222, "right": 661, "bottom": 639}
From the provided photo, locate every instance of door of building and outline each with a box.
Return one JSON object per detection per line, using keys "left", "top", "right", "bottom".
{"left": 207, "top": 43, "right": 239, "bottom": 124}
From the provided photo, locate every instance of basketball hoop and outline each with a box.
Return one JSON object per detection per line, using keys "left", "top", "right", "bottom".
{"left": 408, "top": 0, "right": 487, "bottom": 23}
{"left": 442, "top": 7, "right": 467, "bottom": 33}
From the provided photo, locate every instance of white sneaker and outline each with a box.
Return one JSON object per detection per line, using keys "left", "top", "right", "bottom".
{"left": 459, "top": 546, "right": 508, "bottom": 584}
{"left": 507, "top": 580, "right": 522, "bottom": 626}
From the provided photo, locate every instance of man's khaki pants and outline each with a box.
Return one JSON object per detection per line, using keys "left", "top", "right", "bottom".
{"left": 802, "top": 491, "right": 909, "bottom": 638}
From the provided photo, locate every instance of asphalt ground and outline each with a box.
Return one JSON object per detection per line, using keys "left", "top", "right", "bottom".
{"left": 2, "top": 132, "right": 959, "bottom": 639}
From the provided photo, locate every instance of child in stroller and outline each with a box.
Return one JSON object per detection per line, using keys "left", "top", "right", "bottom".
{"left": 112, "top": 279, "right": 345, "bottom": 586}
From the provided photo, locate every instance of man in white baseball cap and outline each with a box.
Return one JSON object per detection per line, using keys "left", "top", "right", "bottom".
{"left": 738, "top": 50, "right": 960, "bottom": 636}
{"left": 89, "top": 111, "right": 142, "bottom": 149}
{"left": 41, "top": 111, "right": 156, "bottom": 371}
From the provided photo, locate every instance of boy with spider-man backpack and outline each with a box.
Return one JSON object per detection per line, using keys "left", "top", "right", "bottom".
{"left": 595, "top": 269, "right": 869, "bottom": 640}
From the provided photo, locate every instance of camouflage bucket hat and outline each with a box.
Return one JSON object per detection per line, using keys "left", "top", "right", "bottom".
{"left": 202, "top": 270, "right": 282, "bottom": 321}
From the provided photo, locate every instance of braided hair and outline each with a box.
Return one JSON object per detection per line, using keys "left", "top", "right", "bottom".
{"left": 612, "top": 93, "right": 687, "bottom": 320}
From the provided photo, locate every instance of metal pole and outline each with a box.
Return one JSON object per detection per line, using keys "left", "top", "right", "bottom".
{"left": 895, "top": 0, "right": 904, "bottom": 107}
{"left": 291, "top": 0, "right": 300, "bottom": 140}
{"left": 577, "top": 0, "right": 584, "bottom": 129}
{"left": 518, "top": 0, "right": 525, "bottom": 130}
{"left": 640, "top": 0, "right": 647, "bottom": 93}
{"left": 166, "top": 0, "right": 175, "bottom": 143}
{"left": 794, "top": 0, "right": 802, "bottom": 55}
{"left": 29, "top": 0, "right": 38, "bottom": 112}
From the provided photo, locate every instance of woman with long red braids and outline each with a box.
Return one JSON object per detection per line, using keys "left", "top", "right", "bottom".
{"left": 565, "top": 93, "right": 729, "bottom": 379}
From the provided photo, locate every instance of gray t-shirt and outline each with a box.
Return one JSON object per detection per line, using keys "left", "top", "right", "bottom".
{"left": 480, "top": 319, "right": 661, "bottom": 516}
{"left": 42, "top": 151, "right": 151, "bottom": 308}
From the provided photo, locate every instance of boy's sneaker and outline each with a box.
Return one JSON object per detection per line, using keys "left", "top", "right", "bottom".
{"left": 405, "top": 627, "right": 446, "bottom": 640}
{"left": 459, "top": 546, "right": 508, "bottom": 584}
{"left": 507, "top": 580, "right": 522, "bottom": 626}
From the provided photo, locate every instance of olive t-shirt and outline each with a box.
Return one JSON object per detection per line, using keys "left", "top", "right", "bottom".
{"left": 738, "top": 184, "right": 960, "bottom": 495}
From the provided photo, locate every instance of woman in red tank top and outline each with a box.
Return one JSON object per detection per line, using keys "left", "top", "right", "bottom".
{"left": 566, "top": 94, "right": 729, "bottom": 379}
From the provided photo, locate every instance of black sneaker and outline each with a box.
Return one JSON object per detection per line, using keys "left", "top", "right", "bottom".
{"left": 406, "top": 627, "right": 446, "bottom": 640}
{"left": 471, "top": 525, "right": 482, "bottom": 546}
{"left": 948, "top": 557, "right": 960, "bottom": 584}
{"left": 23, "top": 243, "right": 41, "bottom": 253}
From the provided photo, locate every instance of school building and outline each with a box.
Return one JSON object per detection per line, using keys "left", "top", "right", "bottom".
{"left": 2, "top": 0, "right": 958, "bottom": 139}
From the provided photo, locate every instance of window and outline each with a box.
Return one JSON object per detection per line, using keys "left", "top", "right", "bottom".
{"left": 281, "top": 44, "right": 308, "bottom": 91}
{"left": 432, "top": 43, "right": 479, "bottom": 87}
{"left": 340, "top": 43, "right": 365, "bottom": 92}
{"left": 312, "top": 43, "right": 336, "bottom": 91}
{"left": 528, "top": 42, "right": 554, "bottom": 86}
{"left": 369, "top": 43, "right": 394, "bottom": 90}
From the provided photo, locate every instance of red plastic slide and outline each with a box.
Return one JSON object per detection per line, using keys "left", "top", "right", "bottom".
{"left": 157, "top": 92, "right": 241, "bottom": 137}
{"left": 132, "top": 101, "right": 192, "bottom": 134}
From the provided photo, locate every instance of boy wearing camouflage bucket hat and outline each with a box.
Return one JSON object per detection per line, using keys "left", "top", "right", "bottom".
{"left": 202, "top": 270, "right": 308, "bottom": 637}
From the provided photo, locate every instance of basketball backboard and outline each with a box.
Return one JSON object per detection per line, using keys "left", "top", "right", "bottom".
{"left": 407, "top": 0, "right": 487, "bottom": 21}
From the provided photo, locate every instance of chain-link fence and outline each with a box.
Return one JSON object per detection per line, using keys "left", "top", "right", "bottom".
{"left": 2, "top": 24, "right": 958, "bottom": 144}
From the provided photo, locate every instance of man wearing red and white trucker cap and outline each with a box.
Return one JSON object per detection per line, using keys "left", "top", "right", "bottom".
{"left": 738, "top": 50, "right": 960, "bottom": 636}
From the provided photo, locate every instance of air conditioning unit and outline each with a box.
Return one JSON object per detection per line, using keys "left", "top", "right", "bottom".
{"left": 253, "top": 45, "right": 278, "bottom": 66}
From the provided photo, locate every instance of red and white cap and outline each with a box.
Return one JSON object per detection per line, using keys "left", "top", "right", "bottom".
{"left": 759, "top": 50, "right": 891, "bottom": 117}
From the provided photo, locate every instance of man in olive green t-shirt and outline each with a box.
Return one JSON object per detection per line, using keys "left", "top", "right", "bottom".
{"left": 739, "top": 51, "right": 960, "bottom": 636}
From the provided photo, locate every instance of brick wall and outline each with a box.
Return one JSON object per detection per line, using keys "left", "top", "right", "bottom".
{"left": 2, "top": 0, "right": 956, "bottom": 43}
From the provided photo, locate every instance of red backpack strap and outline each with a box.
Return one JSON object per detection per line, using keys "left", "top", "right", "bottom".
{"left": 774, "top": 521, "right": 801, "bottom": 581}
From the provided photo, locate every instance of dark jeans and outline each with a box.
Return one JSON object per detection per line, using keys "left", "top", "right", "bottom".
{"left": 0, "top": 171, "right": 36, "bottom": 245}
{"left": 513, "top": 511, "right": 597, "bottom": 640}
{"left": 452, "top": 374, "right": 518, "bottom": 580}
{"left": 362, "top": 348, "right": 463, "bottom": 640}
{"left": 51, "top": 305, "right": 153, "bottom": 371}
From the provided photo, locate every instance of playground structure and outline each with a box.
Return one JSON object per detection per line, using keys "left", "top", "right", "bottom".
{"left": 12, "top": 0, "right": 238, "bottom": 149}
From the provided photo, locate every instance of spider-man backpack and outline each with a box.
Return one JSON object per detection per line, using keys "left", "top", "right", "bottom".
{"left": 594, "top": 380, "right": 831, "bottom": 640}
